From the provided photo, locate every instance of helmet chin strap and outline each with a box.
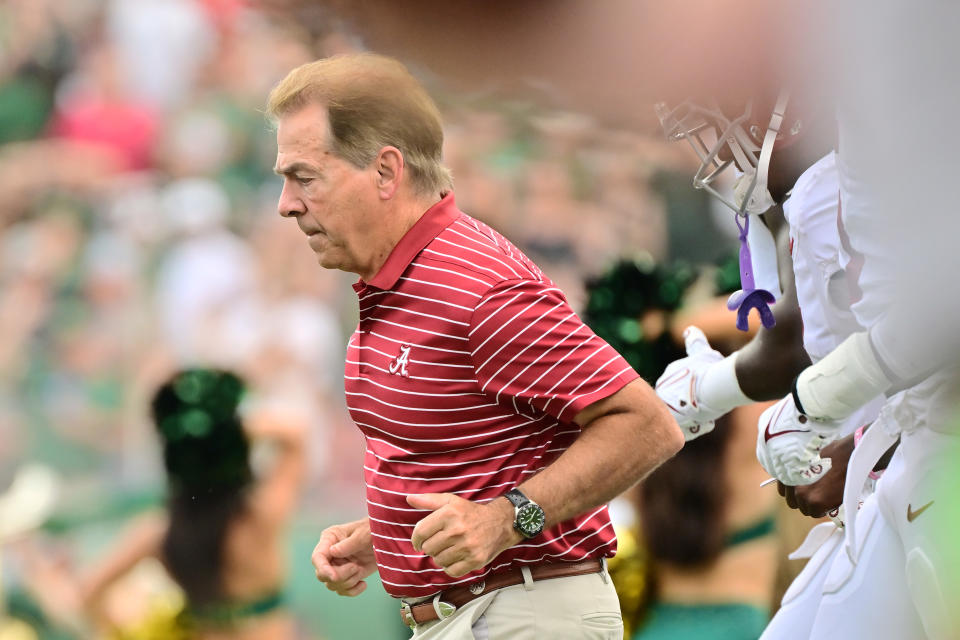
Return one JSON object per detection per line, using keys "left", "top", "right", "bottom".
{"left": 728, "top": 89, "right": 790, "bottom": 331}
{"left": 735, "top": 89, "right": 790, "bottom": 216}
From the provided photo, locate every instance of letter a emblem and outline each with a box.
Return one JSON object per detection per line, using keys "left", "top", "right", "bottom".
{"left": 389, "top": 344, "right": 411, "bottom": 378}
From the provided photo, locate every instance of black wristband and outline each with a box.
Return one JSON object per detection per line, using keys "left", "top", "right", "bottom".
{"left": 791, "top": 377, "right": 807, "bottom": 415}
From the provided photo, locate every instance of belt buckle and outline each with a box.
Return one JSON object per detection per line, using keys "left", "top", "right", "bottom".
{"left": 432, "top": 594, "right": 457, "bottom": 621}
{"left": 401, "top": 602, "right": 417, "bottom": 630}
{"left": 401, "top": 595, "right": 457, "bottom": 630}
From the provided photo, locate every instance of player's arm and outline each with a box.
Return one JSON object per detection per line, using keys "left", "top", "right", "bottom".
{"left": 657, "top": 209, "right": 809, "bottom": 440}
{"left": 779, "top": 425, "right": 899, "bottom": 517}
{"left": 735, "top": 212, "right": 811, "bottom": 399}
{"left": 756, "top": 329, "right": 903, "bottom": 488}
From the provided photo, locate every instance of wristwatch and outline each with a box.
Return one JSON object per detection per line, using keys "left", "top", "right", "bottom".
{"left": 504, "top": 488, "right": 545, "bottom": 539}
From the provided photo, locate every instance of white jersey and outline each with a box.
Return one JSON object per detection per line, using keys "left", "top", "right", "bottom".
{"left": 834, "top": 128, "right": 896, "bottom": 333}
{"left": 832, "top": 1, "right": 960, "bottom": 382}
{"left": 782, "top": 152, "right": 864, "bottom": 363}
{"left": 764, "top": 6, "right": 960, "bottom": 639}
{"left": 782, "top": 152, "right": 883, "bottom": 434}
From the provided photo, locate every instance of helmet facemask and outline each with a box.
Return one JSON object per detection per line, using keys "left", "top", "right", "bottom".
{"left": 655, "top": 91, "right": 788, "bottom": 217}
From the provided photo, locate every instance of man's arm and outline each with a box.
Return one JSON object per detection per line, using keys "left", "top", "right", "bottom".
{"left": 409, "top": 278, "right": 681, "bottom": 577}
{"left": 518, "top": 378, "right": 683, "bottom": 527}
{"left": 409, "top": 378, "right": 682, "bottom": 577}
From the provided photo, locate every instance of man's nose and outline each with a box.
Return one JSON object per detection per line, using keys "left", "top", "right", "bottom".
{"left": 277, "top": 180, "right": 302, "bottom": 218}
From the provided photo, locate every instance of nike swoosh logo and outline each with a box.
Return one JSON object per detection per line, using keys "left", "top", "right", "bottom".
{"left": 763, "top": 402, "right": 811, "bottom": 443}
{"left": 907, "top": 501, "right": 934, "bottom": 523}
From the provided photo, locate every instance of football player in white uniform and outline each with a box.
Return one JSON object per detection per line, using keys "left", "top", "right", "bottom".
{"left": 754, "top": 4, "right": 960, "bottom": 637}
{"left": 652, "top": 92, "right": 906, "bottom": 638}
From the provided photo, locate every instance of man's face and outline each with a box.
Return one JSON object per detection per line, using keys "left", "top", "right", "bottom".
{"left": 274, "top": 103, "right": 378, "bottom": 276}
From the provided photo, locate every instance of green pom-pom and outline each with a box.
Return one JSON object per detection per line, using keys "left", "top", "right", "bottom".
{"left": 180, "top": 409, "right": 213, "bottom": 438}
{"left": 583, "top": 258, "right": 699, "bottom": 385}
{"left": 617, "top": 318, "right": 642, "bottom": 343}
{"left": 173, "top": 371, "right": 209, "bottom": 404}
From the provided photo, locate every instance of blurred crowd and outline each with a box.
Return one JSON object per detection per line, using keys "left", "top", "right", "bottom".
{"left": 0, "top": 1, "right": 728, "bottom": 638}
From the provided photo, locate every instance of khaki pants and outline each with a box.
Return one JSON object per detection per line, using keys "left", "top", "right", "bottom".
{"left": 408, "top": 565, "right": 623, "bottom": 640}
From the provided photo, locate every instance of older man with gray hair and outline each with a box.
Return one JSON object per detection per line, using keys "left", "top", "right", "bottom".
{"left": 266, "top": 52, "right": 682, "bottom": 638}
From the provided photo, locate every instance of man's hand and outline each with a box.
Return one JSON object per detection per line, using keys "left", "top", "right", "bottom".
{"left": 311, "top": 518, "right": 378, "bottom": 596}
{"left": 655, "top": 326, "right": 727, "bottom": 441}
{"left": 778, "top": 433, "right": 854, "bottom": 517}
{"left": 407, "top": 493, "right": 522, "bottom": 578}
{"left": 757, "top": 395, "right": 842, "bottom": 486}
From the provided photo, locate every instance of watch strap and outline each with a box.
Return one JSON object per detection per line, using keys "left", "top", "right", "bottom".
{"left": 504, "top": 488, "right": 529, "bottom": 508}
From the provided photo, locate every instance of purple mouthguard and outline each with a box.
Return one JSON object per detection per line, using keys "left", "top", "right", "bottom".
{"left": 727, "top": 212, "right": 777, "bottom": 331}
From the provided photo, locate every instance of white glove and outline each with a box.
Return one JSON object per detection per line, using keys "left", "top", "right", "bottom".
{"left": 825, "top": 504, "right": 846, "bottom": 529}
{"left": 756, "top": 395, "right": 843, "bottom": 486}
{"left": 655, "top": 326, "right": 748, "bottom": 441}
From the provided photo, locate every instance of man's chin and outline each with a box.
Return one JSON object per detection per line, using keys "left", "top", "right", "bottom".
{"left": 315, "top": 252, "right": 347, "bottom": 273}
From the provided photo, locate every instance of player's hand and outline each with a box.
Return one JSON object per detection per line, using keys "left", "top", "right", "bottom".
{"left": 311, "top": 518, "right": 378, "bottom": 596}
{"left": 655, "top": 326, "right": 725, "bottom": 441}
{"left": 757, "top": 395, "right": 842, "bottom": 486}
{"left": 778, "top": 432, "right": 855, "bottom": 517}
{"left": 407, "top": 493, "right": 521, "bottom": 578}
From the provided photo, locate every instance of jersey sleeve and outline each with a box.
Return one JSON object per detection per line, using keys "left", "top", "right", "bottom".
{"left": 468, "top": 278, "right": 639, "bottom": 424}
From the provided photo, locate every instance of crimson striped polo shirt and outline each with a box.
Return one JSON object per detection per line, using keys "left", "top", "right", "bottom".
{"left": 344, "top": 193, "right": 639, "bottom": 598}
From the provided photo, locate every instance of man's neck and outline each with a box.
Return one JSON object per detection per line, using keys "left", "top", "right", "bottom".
{"left": 358, "top": 192, "right": 444, "bottom": 282}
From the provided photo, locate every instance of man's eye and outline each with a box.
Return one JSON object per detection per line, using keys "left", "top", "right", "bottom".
{"left": 297, "top": 177, "right": 314, "bottom": 185}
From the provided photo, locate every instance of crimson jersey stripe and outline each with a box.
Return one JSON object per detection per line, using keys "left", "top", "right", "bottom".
{"left": 346, "top": 197, "right": 637, "bottom": 598}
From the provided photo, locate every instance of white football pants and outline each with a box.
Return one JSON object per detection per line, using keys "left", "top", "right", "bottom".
{"left": 762, "top": 378, "right": 960, "bottom": 640}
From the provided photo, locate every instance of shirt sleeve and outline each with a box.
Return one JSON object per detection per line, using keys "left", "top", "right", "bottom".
{"left": 468, "top": 278, "right": 639, "bottom": 424}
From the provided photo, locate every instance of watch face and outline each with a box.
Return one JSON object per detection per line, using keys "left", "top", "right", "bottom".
{"left": 516, "top": 503, "right": 545, "bottom": 536}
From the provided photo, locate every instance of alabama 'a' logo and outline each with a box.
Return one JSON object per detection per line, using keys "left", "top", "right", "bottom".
{"left": 388, "top": 344, "right": 411, "bottom": 378}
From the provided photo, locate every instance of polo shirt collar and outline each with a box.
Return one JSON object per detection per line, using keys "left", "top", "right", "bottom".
{"left": 360, "top": 192, "right": 460, "bottom": 291}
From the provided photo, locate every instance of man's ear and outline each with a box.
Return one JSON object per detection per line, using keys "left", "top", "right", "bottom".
{"left": 375, "top": 146, "right": 404, "bottom": 200}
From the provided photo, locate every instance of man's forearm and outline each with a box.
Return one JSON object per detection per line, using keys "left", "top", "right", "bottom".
{"left": 405, "top": 381, "right": 681, "bottom": 577}
{"left": 513, "top": 384, "right": 682, "bottom": 528}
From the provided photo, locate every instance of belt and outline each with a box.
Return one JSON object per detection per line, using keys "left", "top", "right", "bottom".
{"left": 399, "top": 558, "right": 603, "bottom": 629}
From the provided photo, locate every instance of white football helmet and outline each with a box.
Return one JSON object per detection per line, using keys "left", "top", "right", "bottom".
{"left": 655, "top": 91, "right": 796, "bottom": 332}
{"left": 654, "top": 90, "right": 791, "bottom": 217}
